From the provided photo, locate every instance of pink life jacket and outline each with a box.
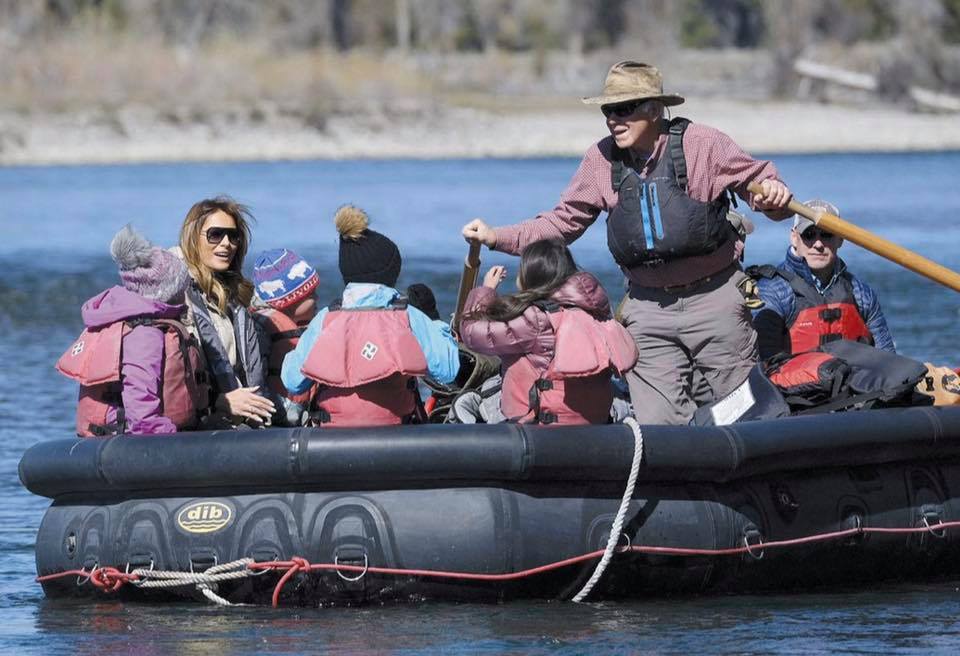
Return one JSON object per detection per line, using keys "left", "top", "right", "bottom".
{"left": 56, "top": 318, "right": 210, "bottom": 437}
{"left": 502, "top": 303, "right": 638, "bottom": 425}
{"left": 253, "top": 307, "right": 314, "bottom": 407}
{"left": 300, "top": 301, "right": 428, "bottom": 427}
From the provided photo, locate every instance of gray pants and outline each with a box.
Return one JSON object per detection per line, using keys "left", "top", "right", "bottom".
{"left": 619, "top": 265, "right": 758, "bottom": 425}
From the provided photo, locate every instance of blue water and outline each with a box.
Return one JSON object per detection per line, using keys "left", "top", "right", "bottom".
{"left": 2, "top": 153, "right": 960, "bottom": 653}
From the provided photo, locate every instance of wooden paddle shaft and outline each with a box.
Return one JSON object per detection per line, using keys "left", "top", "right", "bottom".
{"left": 747, "top": 182, "right": 960, "bottom": 293}
{"left": 453, "top": 241, "right": 482, "bottom": 328}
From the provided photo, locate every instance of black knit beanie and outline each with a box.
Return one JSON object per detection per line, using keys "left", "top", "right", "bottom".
{"left": 335, "top": 205, "right": 402, "bottom": 287}
{"left": 406, "top": 283, "right": 440, "bottom": 320}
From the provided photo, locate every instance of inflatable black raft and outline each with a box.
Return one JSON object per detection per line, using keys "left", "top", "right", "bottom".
{"left": 19, "top": 406, "right": 960, "bottom": 605}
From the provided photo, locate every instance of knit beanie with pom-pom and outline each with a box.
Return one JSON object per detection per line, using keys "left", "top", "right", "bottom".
{"left": 335, "top": 205, "right": 402, "bottom": 287}
{"left": 110, "top": 224, "right": 190, "bottom": 304}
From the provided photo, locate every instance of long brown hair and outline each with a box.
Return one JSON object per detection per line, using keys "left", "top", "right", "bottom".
{"left": 467, "top": 240, "right": 578, "bottom": 323}
{"left": 178, "top": 196, "right": 255, "bottom": 314}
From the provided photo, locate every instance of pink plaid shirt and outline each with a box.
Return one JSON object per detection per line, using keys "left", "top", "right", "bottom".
{"left": 494, "top": 122, "right": 783, "bottom": 287}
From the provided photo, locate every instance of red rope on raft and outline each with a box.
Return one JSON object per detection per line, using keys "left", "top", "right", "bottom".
{"left": 36, "top": 520, "right": 960, "bottom": 607}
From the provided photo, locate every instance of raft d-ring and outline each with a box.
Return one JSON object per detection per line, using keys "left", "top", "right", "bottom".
{"left": 125, "top": 558, "right": 154, "bottom": 575}
{"left": 189, "top": 553, "right": 219, "bottom": 574}
{"left": 922, "top": 515, "right": 947, "bottom": 539}
{"left": 743, "top": 534, "right": 765, "bottom": 560}
{"left": 76, "top": 562, "right": 99, "bottom": 587}
{"left": 250, "top": 556, "right": 279, "bottom": 577}
{"left": 334, "top": 553, "right": 369, "bottom": 582}
{"left": 616, "top": 532, "right": 632, "bottom": 553}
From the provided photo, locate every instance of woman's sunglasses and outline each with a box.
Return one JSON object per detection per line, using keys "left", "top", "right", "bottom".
{"left": 601, "top": 100, "right": 644, "bottom": 119}
{"left": 202, "top": 227, "right": 242, "bottom": 246}
{"left": 800, "top": 227, "right": 836, "bottom": 242}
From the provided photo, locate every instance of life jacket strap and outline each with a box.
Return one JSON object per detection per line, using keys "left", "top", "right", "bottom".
{"left": 308, "top": 408, "right": 331, "bottom": 425}
{"left": 88, "top": 406, "right": 125, "bottom": 437}
{"left": 271, "top": 328, "right": 305, "bottom": 342}
{"left": 668, "top": 118, "right": 690, "bottom": 190}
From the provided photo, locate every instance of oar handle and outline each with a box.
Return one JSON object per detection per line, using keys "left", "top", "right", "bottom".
{"left": 452, "top": 241, "right": 483, "bottom": 330}
{"left": 747, "top": 182, "right": 960, "bottom": 293}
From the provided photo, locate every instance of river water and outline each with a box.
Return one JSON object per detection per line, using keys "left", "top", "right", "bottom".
{"left": 2, "top": 153, "right": 960, "bottom": 653}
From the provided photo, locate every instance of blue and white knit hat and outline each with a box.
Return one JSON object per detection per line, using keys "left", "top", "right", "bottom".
{"left": 253, "top": 249, "right": 320, "bottom": 310}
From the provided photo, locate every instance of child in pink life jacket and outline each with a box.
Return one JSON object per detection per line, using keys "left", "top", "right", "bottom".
{"left": 281, "top": 206, "right": 460, "bottom": 427}
{"left": 56, "top": 226, "right": 209, "bottom": 436}
{"left": 251, "top": 248, "right": 321, "bottom": 426}
{"left": 459, "top": 240, "right": 638, "bottom": 425}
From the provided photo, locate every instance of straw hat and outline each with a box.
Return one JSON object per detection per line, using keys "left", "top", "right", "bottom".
{"left": 582, "top": 61, "right": 685, "bottom": 107}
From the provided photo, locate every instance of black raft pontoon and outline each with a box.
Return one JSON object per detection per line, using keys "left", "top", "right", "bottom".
{"left": 19, "top": 406, "right": 960, "bottom": 605}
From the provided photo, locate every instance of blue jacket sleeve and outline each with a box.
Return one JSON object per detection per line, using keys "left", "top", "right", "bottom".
{"left": 280, "top": 307, "right": 329, "bottom": 394}
{"left": 406, "top": 306, "right": 461, "bottom": 384}
{"left": 752, "top": 276, "right": 791, "bottom": 321}
{"left": 852, "top": 279, "right": 895, "bottom": 353}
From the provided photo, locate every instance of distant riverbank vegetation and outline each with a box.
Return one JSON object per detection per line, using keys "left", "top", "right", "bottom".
{"left": 1, "top": 0, "right": 959, "bottom": 125}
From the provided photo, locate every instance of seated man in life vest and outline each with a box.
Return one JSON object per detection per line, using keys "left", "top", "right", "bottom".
{"left": 251, "top": 248, "right": 321, "bottom": 426}
{"left": 280, "top": 206, "right": 460, "bottom": 427}
{"left": 750, "top": 199, "right": 895, "bottom": 359}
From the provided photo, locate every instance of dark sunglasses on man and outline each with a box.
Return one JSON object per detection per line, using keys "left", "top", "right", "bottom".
{"left": 202, "top": 227, "right": 242, "bottom": 246}
{"left": 601, "top": 100, "right": 645, "bottom": 119}
{"left": 800, "top": 227, "right": 836, "bottom": 242}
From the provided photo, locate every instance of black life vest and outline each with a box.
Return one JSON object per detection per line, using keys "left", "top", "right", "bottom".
{"left": 749, "top": 264, "right": 871, "bottom": 354}
{"left": 606, "top": 117, "right": 736, "bottom": 267}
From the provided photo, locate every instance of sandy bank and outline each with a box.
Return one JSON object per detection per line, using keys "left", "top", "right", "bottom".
{"left": 2, "top": 98, "right": 960, "bottom": 166}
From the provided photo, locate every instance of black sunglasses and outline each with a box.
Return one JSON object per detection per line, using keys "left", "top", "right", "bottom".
{"left": 601, "top": 100, "right": 644, "bottom": 119}
{"left": 203, "top": 227, "right": 242, "bottom": 246}
{"left": 800, "top": 227, "right": 836, "bottom": 242}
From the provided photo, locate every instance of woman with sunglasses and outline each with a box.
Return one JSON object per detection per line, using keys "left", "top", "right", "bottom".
{"left": 462, "top": 60, "right": 794, "bottom": 426}
{"left": 750, "top": 199, "right": 895, "bottom": 360}
{"left": 178, "top": 196, "right": 277, "bottom": 427}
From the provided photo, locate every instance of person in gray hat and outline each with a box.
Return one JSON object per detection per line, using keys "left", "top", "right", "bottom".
{"left": 461, "top": 60, "right": 794, "bottom": 426}
{"left": 749, "top": 199, "right": 895, "bottom": 359}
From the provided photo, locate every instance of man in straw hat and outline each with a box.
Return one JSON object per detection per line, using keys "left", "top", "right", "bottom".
{"left": 749, "top": 199, "right": 895, "bottom": 360}
{"left": 462, "top": 61, "right": 794, "bottom": 425}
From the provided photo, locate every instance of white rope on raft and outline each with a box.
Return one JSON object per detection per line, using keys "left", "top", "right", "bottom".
{"left": 571, "top": 416, "right": 644, "bottom": 603}
{"left": 130, "top": 557, "right": 257, "bottom": 606}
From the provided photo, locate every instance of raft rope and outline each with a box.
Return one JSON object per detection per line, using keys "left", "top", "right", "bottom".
{"left": 35, "top": 514, "right": 960, "bottom": 606}
{"left": 571, "top": 416, "right": 643, "bottom": 603}
{"left": 129, "top": 557, "right": 256, "bottom": 606}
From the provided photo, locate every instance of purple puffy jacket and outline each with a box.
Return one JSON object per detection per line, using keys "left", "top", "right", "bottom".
{"left": 80, "top": 286, "right": 187, "bottom": 435}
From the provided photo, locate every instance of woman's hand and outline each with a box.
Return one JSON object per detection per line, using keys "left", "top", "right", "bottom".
{"left": 462, "top": 218, "right": 498, "bottom": 248}
{"left": 216, "top": 386, "right": 276, "bottom": 424}
{"left": 483, "top": 265, "right": 507, "bottom": 289}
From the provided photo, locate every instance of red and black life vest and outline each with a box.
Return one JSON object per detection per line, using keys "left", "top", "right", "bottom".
{"left": 300, "top": 298, "right": 428, "bottom": 427}
{"left": 752, "top": 264, "right": 871, "bottom": 354}
{"left": 606, "top": 117, "right": 737, "bottom": 267}
{"left": 56, "top": 318, "right": 210, "bottom": 437}
{"left": 253, "top": 307, "right": 313, "bottom": 407}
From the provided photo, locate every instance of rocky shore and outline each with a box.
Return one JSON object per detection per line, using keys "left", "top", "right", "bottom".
{"left": 3, "top": 97, "right": 960, "bottom": 166}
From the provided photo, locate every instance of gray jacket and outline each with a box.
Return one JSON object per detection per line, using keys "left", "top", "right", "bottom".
{"left": 186, "top": 283, "right": 279, "bottom": 411}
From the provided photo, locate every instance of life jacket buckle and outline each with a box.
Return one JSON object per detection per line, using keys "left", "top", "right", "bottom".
{"left": 819, "top": 307, "right": 842, "bottom": 323}
{"left": 540, "top": 411, "right": 558, "bottom": 425}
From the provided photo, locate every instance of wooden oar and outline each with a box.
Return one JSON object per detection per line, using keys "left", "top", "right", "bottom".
{"left": 452, "top": 241, "right": 482, "bottom": 330}
{"left": 747, "top": 182, "right": 960, "bottom": 293}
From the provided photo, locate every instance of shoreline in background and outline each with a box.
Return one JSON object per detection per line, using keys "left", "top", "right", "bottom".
{"left": 4, "top": 97, "right": 960, "bottom": 166}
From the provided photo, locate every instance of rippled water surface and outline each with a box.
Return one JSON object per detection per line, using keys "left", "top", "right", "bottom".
{"left": 2, "top": 153, "right": 960, "bottom": 653}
